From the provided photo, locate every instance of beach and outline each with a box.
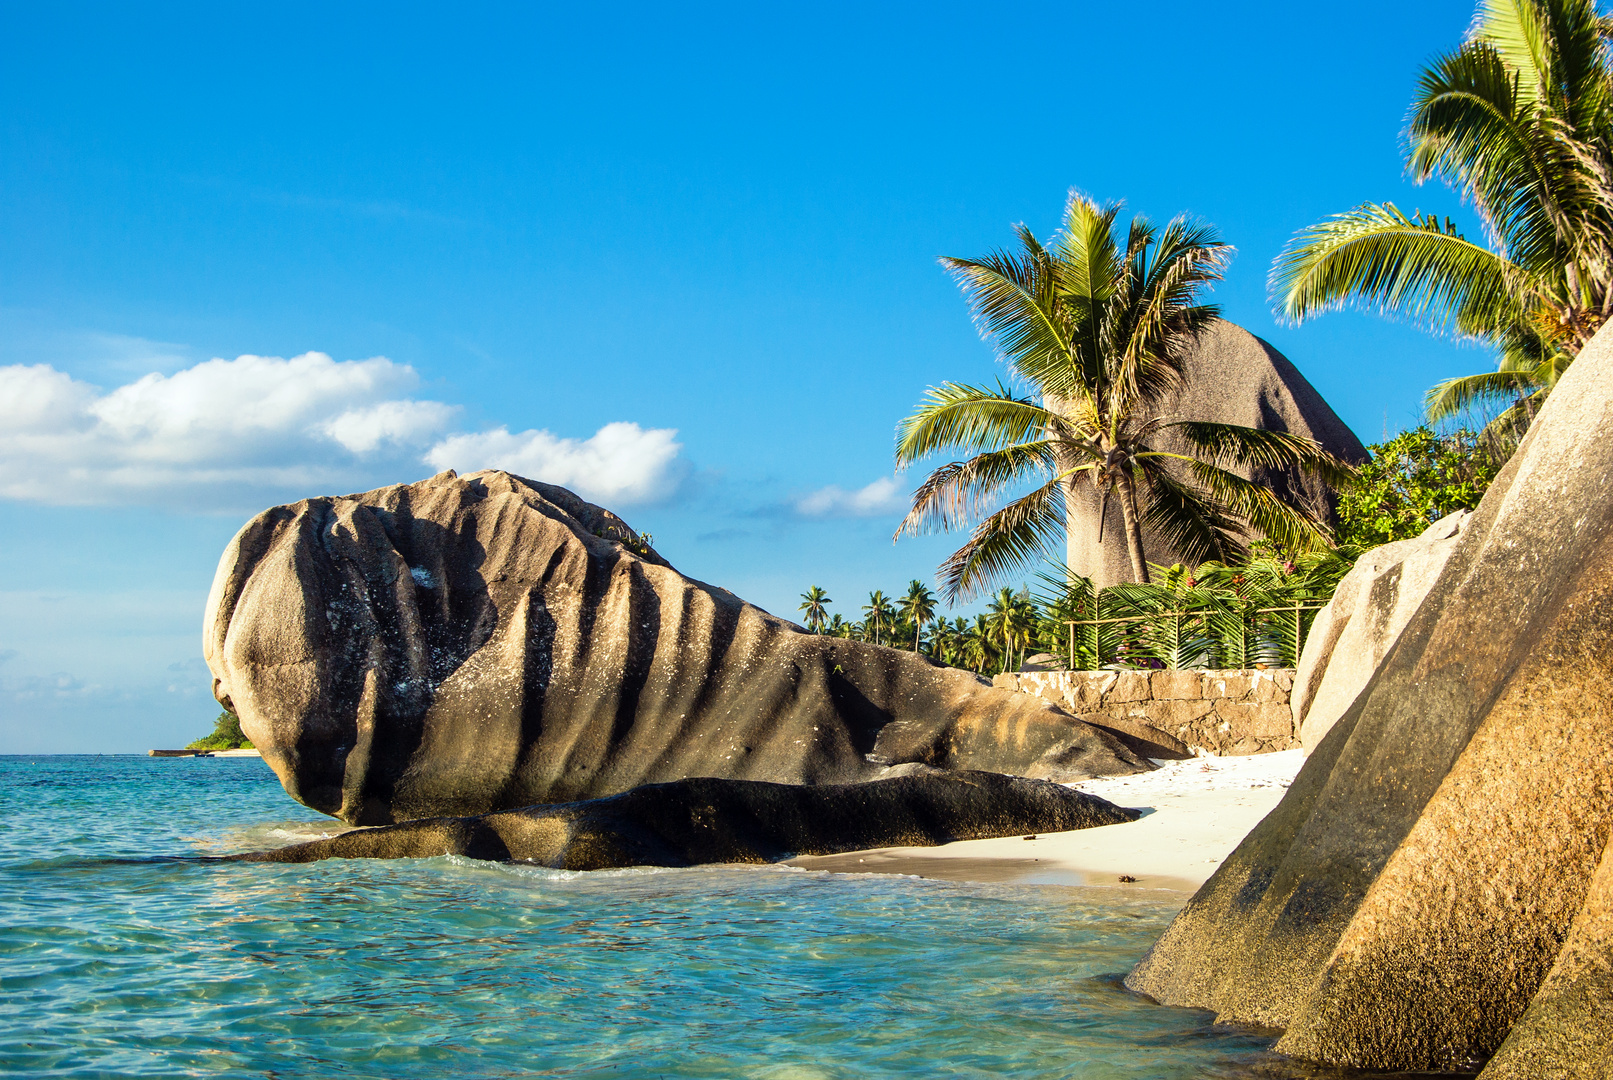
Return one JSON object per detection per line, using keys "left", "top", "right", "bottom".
{"left": 789, "top": 750, "right": 1304, "bottom": 893}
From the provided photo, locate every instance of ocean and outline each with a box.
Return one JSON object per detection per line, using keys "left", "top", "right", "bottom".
{"left": 0, "top": 755, "right": 1407, "bottom": 1079}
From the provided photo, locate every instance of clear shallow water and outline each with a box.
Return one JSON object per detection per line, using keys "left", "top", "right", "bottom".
{"left": 0, "top": 756, "right": 1429, "bottom": 1079}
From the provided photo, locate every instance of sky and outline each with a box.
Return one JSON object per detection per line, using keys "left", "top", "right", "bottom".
{"left": 0, "top": 0, "right": 1497, "bottom": 752}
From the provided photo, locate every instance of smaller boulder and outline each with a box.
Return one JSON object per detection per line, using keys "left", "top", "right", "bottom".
{"left": 233, "top": 771, "right": 1138, "bottom": 870}
{"left": 1293, "top": 510, "right": 1472, "bottom": 751}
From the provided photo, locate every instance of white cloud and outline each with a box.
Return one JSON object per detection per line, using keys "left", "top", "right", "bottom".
{"left": 324, "top": 400, "right": 460, "bottom": 453}
{"left": 794, "top": 475, "right": 908, "bottom": 518}
{"left": 0, "top": 352, "right": 686, "bottom": 510}
{"left": 0, "top": 352, "right": 456, "bottom": 506}
{"left": 424, "top": 421, "right": 683, "bottom": 505}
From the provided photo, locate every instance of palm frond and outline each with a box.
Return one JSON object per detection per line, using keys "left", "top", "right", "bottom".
{"left": 897, "top": 440, "right": 1060, "bottom": 538}
{"left": 1272, "top": 202, "right": 1523, "bottom": 335}
{"left": 935, "top": 479, "right": 1066, "bottom": 602}
{"left": 940, "top": 246, "right": 1083, "bottom": 401}
{"left": 1185, "top": 461, "right": 1334, "bottom": 553}
{"left": 1160, "top": 421, "right": 1359, "bottom": 488}
{"left": 894, "top": 382, "right": 1053, "bottom": 466}
{"left": 1424, "top": 366, "right": 1542, "bottom": 418}
{"left": 1135, "top": 463, "right": 1245, "bottom": 567}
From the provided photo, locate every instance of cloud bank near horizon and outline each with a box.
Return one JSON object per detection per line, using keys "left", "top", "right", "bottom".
{"left": 0, "top": 353, "right": 685, "bottom": 509}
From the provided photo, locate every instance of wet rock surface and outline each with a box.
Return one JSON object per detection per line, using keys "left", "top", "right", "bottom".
{"left": 235, "top": 771, "right": 1140, "bottom": 870}
{"left": 1124, "top": 322, "right": 1613, "bottom": 1077}
{"left": 204, "top": 470, "right": 1148, "bottom": 826}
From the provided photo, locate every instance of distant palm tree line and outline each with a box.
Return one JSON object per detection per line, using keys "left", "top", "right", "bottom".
{"left": 798, "top": 580, "right": 1038, "bottom": 674}
{"left": 800, "top": 549, "right": 1350, "bottom": 674}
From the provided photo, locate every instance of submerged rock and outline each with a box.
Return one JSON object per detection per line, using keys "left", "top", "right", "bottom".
{"left": 204, "top": 470, "right": 1148, "bottom": 825}
{"left": 1291, "top": 508, "right": 1472, "bottom": 751}
{"left": 1124, "top": 321, "right": 1613, "bottom": 1076}
{"left": 235, "top": 770, "right": 1139, "bottom": 870}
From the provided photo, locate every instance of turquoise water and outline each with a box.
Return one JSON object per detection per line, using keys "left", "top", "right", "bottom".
{"left": 0, "top": 756, "right": 1407, "bottom": 1079}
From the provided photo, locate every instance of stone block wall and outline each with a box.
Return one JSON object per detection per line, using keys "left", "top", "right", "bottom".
{"left": 991, "top": 669, "right": 1297, "bottom": 759}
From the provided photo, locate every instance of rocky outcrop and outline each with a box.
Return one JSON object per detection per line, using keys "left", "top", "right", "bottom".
{"left": 204, "top": 470, "right": 1148, "bottom": 826}
{"left": 1062, "top": 320, "right": 1368, "bottom": 587}
{"left": 1292, "top": 509, "right": 1473, "bottom": 751}
{"left": 1124, "top": 320, "right": 1613, "bottom": 1077}
{"left": 993, "top": 669, "right": 1297, "bottom": 759}
{"left": 235, "top": 770, "right": 1139, "bottom": 870}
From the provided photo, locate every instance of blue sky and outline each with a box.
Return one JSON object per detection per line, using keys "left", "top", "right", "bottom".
{"left": 1, "top": 0, "right": 1495, "bottom": 751}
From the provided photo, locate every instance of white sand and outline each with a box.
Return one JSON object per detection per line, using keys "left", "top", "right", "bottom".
{"left": 786, "top": 749, "right": 1304, "bottom": 893}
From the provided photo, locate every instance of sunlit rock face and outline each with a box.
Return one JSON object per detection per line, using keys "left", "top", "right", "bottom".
{"left": 1061, "top": 319, "right": 1368, "bottom": 588}
{"left": 1125, "top": 321, "right": 1613, "bottom": 1077}
{"left": 204, "top": 469, "right": 1148, "bottom": 826}
{"left": 1291, "top": 508, "right": 1473, "bottom": 751}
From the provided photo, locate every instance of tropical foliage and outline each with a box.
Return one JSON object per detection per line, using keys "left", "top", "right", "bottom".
{"left": 1040, "top": 553, "right": 1353, "bottom": 671}
{"left": 896, "top": 191, "right": 1354, "bottom": 598}
{"left": 1272, "top": 0, "right": 1613, "bottom": 443}
{"left": 797, "top": 585, "right": 832, "bottom": 633}
{"left": 794, "top": 551, "right": 1350, "bottom": 672}
{"left": 186, "top": 710, "right": 253, "bottom": 751}
{"left": 1335, "top": 426, "right": 1506, "bottom": 548}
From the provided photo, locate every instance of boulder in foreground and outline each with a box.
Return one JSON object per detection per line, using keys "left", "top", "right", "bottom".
{"left": 204, "top": 471, "right": 1148, "bottom": 825}
{"left": 1291, "top": 508, "right": 1472, "bottom": 751}
{"left": 235, "top": 770, "right": 1139, "bottom": 870}
{"left": 1124, "top": 321, "right": 1613, "bottom": 1076}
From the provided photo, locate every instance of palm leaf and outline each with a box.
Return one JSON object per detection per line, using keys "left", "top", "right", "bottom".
{"left": 1272, "top": 202, "right": 1522, "bottom": 335}
{"left": 935, "top": 478, "right": 1065, "bottom": 601}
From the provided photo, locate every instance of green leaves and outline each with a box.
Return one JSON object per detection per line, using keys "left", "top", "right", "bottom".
{"left": 1275, "top": 0, "right": 1613, "bottom": 437}
{"left": 1271, "top": 202, "right": 1519, "bottom": 335}
{"left": 901, "top": 190, "right": 1339, "bottom": 598}
{"left": 1334, "top": 426, "right": 1506, "bottom": 548}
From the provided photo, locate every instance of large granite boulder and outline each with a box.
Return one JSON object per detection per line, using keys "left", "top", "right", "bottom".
{"left": 1124, "top": 321, "right": 1613, "bottom": 1075}
{"left": 1063, "top": 320, "right": 1368, "bottom": 587}
{"left": 204, "top": 470, "right": 1148, "bottom": 825}
{"left": 235, "top": 770, "right": 1138, "bottom": 869}
{"left": 1292, "top": 508, "right": 1473, "bottom": 751}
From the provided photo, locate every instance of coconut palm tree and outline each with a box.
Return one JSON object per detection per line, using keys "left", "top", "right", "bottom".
{"left": 862, "top": 590, "right": 896, "bottom": 646}
{"left": 1271, "top": 0, "right": 1613, "bottom": 441}
{"left": 897, "top": 192, "right": 1354, "bottom": 598}
{"left": 963, "top": 614, "right": 997, "bottom": 674}
{"left": 898, "top": 580, "right": 937, "bottom": 654}
{"left": 798, "top": 585, "right": 832, "bottom": 633}
{"left": 825, "top": 613, "right": 851, "bottom": 638}
{"left": 983, "top": 587, "right": 1038, "bottom": 673}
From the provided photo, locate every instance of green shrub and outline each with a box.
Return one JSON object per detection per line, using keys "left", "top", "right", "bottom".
{"left": 186, "top": 710, "right": 253, "bottom": 751}
{"left": 1335, "top": 427, "right": 1505, "bottom": 549}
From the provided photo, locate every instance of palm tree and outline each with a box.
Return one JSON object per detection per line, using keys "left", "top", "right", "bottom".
{"left": 798, "top": 585, "right": 832, "bottom": 633}
{"left": 897, "top": 192, "right": 1354, "bottom": 598}
{"left": 898, "top": 580, "right": 938, "bottom": 654}
{"left": 861, "top": 590, "right": 896, "bottom": 646}
{"left": 1271, "top": 0, "right": 1613, "bottom": 441}
{"left": 964, "top": 614, "right": 997, "bottom": 674}
{"left": 825, "top": 613, "right": 851, "bottom": 638}
{"left": 984, "top": 587, "right": 1038, "bottom": 673}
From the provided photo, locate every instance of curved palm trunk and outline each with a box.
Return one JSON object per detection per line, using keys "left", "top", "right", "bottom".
{"left": 1116, "top": 474, "right": 1150, "bottom": 584}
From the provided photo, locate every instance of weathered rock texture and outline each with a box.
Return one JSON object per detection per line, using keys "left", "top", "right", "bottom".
{"left": 993, "top": 669, "right": 1296, "bottom": 759}
{"left": 204, "top": 470, "right": 1147, "bottom": 826}
{"left": 236, "top": 770, "right": 1138, "bottom": 870}
{"left": 1061, "top": 320, "right": 1368, "bottom": 587}
{"left": 1292, "top": 509, "right": 1472, "bottom": 751}
{"left": 1124, "top": 320, "right": 1613, "bottom": 1076}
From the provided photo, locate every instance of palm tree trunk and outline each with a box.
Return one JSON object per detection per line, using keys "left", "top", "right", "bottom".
{"left": 1117, "top": 475, "right": 1150, "bottom": 584}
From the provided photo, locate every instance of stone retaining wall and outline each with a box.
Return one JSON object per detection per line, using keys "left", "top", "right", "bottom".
{"left": 991, "top": 669, "right": 1297, "bottom": 759}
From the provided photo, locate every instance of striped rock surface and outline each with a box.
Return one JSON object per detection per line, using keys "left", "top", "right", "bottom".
{"left": 204, "top": 470, "right": 1148, "bottom": 825}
